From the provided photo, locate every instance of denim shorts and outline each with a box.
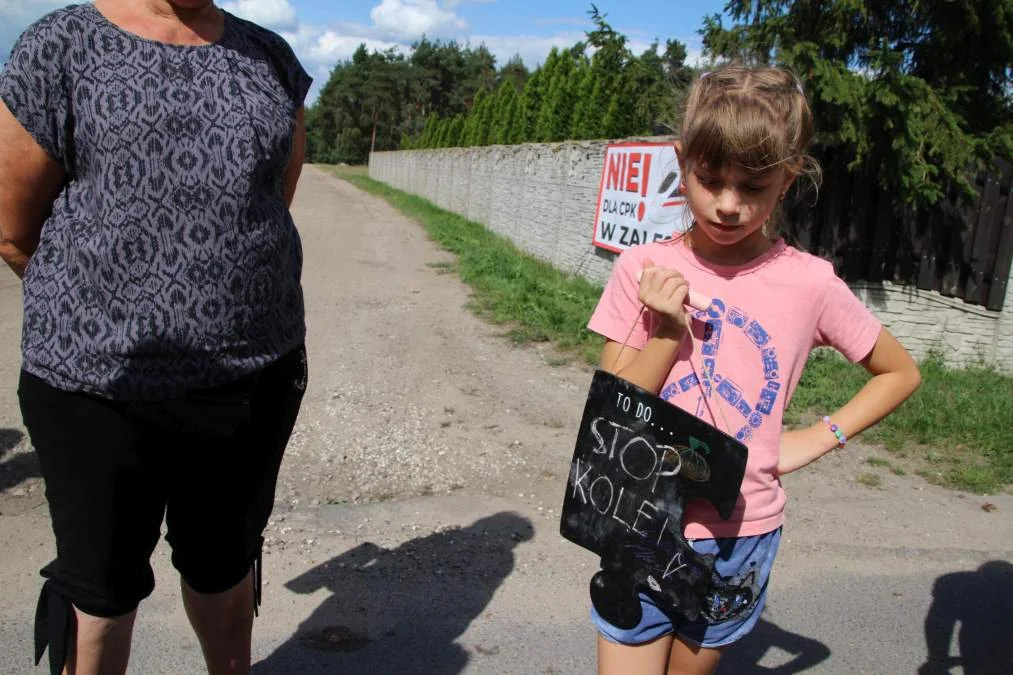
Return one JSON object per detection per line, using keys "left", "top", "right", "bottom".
{"left": 591, "top": 527, "right": 782, "bottom": 648}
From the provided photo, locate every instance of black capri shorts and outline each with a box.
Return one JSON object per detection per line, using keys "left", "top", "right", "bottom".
{"left": 19, "top": 345, "right": 307, "bottom": 620}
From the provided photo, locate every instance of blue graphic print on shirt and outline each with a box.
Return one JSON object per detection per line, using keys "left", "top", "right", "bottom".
{"left": 659, "top": 298, "right": 782, "bottom": 442}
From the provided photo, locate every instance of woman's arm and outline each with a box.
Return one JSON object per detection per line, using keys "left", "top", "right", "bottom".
{"left": 0, "top": 101, "right": 65, "bottom": 278}
{"left": 778, "top": 327, "right": 922, "bottom": 475}
{"left": 282, "top": 106, "right": 306, "bottom": 208}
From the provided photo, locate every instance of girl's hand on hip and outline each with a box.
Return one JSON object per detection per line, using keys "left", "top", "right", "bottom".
{"left": 638, "top": 258, "right": 690, "bottom": 335}
{"left": 777, "top": 424, "right": 838, "bottom": 476}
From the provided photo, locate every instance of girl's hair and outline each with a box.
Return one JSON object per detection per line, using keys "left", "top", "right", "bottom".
{"left": 679, "top": 64, "right": 821, "bottom": 236}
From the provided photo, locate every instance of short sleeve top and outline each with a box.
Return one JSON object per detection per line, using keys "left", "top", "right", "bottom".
{"left": 588, "top": 239, "right": 882, "bottom": 538}
{"left": 0, "top": 3, "right": 312, "bottom": 399}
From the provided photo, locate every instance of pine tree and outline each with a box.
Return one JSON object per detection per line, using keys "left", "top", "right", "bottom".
{"left": 489, "top": 82, "right": 518, "bottom": 145}
{"left": 474, "top": 87, "right": 497, "bottom": 145}
{"left": 570, "top": 60, "right": 608, "bottom": 140}
{"left": 497, "top": 54, "right": 530, "bottom": 91}
{"left": 569, "top": 5, "right": 640, "bottom": 141}
{"left": 534, "top": 54, "right": 578, "bottom": 142}
{"left": 433, "top": 117, "right": 451, "bottom": 148}
{"left": 461, "top": 89, "right": 487, "bottom": 146}
{"left": 601, "top": 91, "right": 624, "bottom": 139}
{"left": 625, "top": 45, "right": 670, "bottom": 135}
{"left": 507, "top": 90, "right": 528, "bottom": 144}
{"left": 445, "top": 115, "right": 466, "bottom": 147}
{"left": 417, "top": 114, "right": 438, "bottom": 148}
{"left": 517, "top": 49, "right": 556, "bottom": 142}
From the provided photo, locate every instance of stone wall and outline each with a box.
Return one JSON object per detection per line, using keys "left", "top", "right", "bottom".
{"left": 369, "top": 142, "right": 1013, "bottom": 369}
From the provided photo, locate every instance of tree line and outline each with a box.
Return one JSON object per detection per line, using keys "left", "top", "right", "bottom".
{"left": 306, "top": 7, "right": 692, "bottom": 164}
{"left": 308, "top": 1, "right": 1011, "bottom": 208}
{"left": 406, "top": 8, "right": 693, "bottom": 151}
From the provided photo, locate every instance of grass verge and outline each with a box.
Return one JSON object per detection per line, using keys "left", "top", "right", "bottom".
{"left": 321, "top": 164, "right": 1012, "bottom": 494}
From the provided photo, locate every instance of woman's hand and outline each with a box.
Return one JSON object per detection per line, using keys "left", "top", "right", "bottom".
{"left": 638, "top": 258, "right": 691, "bottom": 336}
{"left": 0, "top": 101, "right": 65, "bottom": 277}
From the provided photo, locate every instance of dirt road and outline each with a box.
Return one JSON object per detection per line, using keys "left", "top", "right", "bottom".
{"left": 0, "top": 166, "right": 1010, "bottom": 674}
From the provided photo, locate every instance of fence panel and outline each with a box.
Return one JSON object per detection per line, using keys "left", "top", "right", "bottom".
{"left": 786, "top": 155, "right": 1012, "bottom": 311}
{"left": 987, "top": 160, "right": 1013, "bottom": 310}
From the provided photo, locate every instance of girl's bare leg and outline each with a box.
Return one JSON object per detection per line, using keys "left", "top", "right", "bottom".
{"left": 597, "top": 633, "right": 673, "bottom": 675}
{"left": 666, "top": 636, "right": 723, "bottom": 675}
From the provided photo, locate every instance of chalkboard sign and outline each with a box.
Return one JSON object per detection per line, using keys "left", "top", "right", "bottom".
{"left": 560, "top": 369, "right": 748, "bottom": 628}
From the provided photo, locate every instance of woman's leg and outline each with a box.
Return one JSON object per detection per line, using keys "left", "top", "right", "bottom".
{"left": 598, "top": 633, "right": 673, "bottom": 675}
{"left": 181, "top": 571, "right": 255, "bottom": 675}
{"left": 19, "top": 370, "right": 167, "bottom": 675}
{"left": 65, "top": 608, "right": 138, "bottom": 675}
{"left": 165, "top": 346, "right": 307, "bottom": 675}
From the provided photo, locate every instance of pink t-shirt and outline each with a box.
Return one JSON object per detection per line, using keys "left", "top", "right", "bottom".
{"left": 588, "top": 238, "right": 881, "bottom": 538}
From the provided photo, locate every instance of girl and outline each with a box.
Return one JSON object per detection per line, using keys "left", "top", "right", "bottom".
{"left": 586, "top": 65, "right": 922, "bottom": 675}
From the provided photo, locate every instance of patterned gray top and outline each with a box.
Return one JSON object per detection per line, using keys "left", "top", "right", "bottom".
{"left": 0, "top": 3, "right": 311, "bottom": 399}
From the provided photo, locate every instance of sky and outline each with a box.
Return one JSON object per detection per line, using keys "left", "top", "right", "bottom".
{"left": 1, "top": 0, "right": 729, "bottom": 103}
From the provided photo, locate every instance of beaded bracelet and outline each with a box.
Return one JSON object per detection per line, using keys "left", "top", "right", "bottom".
{"left": 822, "top": 416, "right": 847, "bottom": 448}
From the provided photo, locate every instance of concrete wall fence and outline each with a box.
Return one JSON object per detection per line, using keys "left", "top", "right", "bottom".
{"left": 369, "top": 141, "right": 1013, "bottom": 370}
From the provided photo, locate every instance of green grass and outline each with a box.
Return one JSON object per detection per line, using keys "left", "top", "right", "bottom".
{"left": 323, "top": 164, "right": 1013, "bottom": 494}
{"left": 787, "top": 348, "right": 1013, "bottom": 493}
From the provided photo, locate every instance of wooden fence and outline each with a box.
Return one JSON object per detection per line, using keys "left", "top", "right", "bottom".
{"left": 784, "top": 154, "right": 1013, "bottom": 311}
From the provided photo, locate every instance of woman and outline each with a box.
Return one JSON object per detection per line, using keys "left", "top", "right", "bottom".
{"left": 0, "top": 1, "right": 311, "bottom": 673}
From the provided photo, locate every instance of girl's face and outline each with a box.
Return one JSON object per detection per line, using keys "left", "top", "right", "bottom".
{"left": 679, "top": 153, "right": 794, "bottom": 265}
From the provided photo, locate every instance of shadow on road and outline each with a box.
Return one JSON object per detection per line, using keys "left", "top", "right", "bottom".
{"left": 919, "top": 560, "right": 1013, "bottom": 675}
{"left": 717, "top": 617, "right": 831, "bottom": 674}
{"left": 0, "top": 428, "right": 36, "bottom": 493}
{"left": 253, "top": 511, "right": 534, "bottom": 674}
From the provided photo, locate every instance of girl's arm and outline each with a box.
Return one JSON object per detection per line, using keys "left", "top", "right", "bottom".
{"left": 599, "top": 324, "right": 685, "bottom": 394}
{"left": 0, "top": 102, "right": 65, "bottom": 278}
{"left": 778, "top": 327, "right": 921, "bottom": 476}
{"left": 598, "top": 258, "right": 691, "bottom": 394}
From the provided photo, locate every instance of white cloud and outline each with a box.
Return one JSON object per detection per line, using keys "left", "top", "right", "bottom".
{"left": 220, "top": 0, "right": 298, "bottom": 32}
{"left": 470, "top": 32, "right": 580, "bottom": 69}
{"left": 369, "top": 0, "right": 468, "bottom": 41}
{"left": 686, "top": 46, "right": 704, "bottom": 67}
{"left": 277, "top": 24, "right": 404, "bottom": 103}
{"left": 283, "top": 25, "right": 401, "bottom": 65}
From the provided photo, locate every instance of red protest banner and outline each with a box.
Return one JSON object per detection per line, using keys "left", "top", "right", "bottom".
{"left": 592, "top": 142, "right": 689, "bottom": 252}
